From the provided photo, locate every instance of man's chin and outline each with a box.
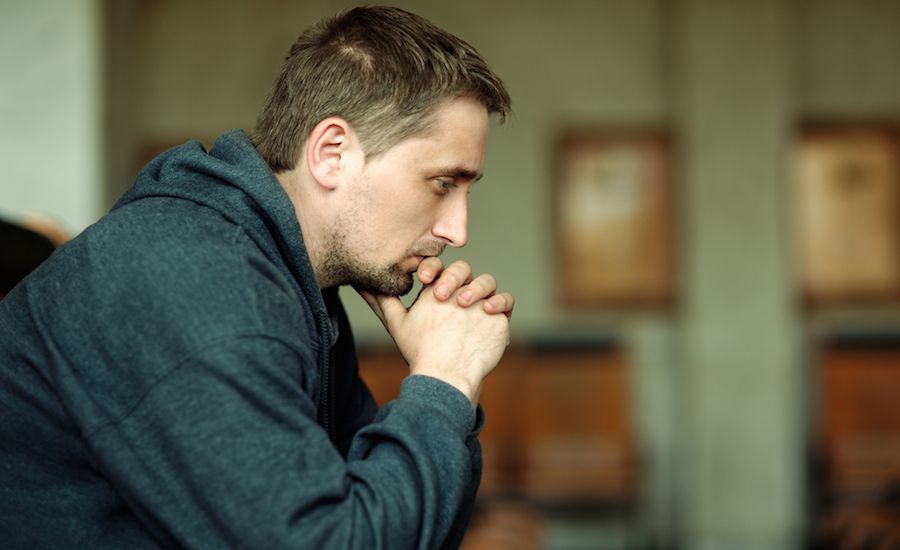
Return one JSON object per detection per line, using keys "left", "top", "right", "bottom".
{"left": 355, "top": 273, "right": 414, "bottom": 297}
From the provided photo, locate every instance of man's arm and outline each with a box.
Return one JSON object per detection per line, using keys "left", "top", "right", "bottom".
{"left": 354, "top": 258, "right": 514, "bottom": 544}
{"left": 86, "top": 333, "right": 480, "bottom": 549}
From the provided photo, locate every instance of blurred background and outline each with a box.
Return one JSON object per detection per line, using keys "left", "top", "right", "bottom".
{"left": 3, "top": 0, "right": 900, "bottom": 548}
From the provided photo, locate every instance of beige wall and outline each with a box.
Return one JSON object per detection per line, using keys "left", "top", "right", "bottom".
{"left": 0, "top": 0, "right": 103, "bottom": 233}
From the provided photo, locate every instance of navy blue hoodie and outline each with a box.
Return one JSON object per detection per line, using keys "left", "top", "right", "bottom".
{"left": 0, "top": 130, "right": 482, "bottom": 548}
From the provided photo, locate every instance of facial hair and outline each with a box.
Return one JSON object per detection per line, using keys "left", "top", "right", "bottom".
{"left": 319, "top": 221, "right": 442, "bottom": 297}
{"left": 321, "top": 241, "right": 415, "bottom": 296}
{"left": 319, "top": 172, "right": 444, "bottom": 296}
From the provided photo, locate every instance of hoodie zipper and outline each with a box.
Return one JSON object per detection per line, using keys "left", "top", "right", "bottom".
{"left": 316, "top": 310, "right": 334, "bottom": 442}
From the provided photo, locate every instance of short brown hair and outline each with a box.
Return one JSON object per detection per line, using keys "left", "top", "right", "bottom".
{"left": 251, "top": 6, "right": 511, "bottom": 173}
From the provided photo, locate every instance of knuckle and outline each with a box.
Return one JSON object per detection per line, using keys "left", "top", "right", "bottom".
{"left": 437, "top": 268, "right": 457, "bottom": 282}
{"left": 421, "top": 257, "right": 440, "bottom": 270}
{"left": 451, "top": 260, "right": 471, "bottom": 273}
{"left": 492, "top": 311, "right": 509, "bottom": 328}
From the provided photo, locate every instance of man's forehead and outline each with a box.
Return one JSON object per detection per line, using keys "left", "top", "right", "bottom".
{"left": 373, "top": 97, "right": 489, "bottom": 178}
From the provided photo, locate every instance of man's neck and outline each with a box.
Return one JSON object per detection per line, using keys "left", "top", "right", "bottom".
{"left": 274, "top": 169, "right": 328, "bottom": 289}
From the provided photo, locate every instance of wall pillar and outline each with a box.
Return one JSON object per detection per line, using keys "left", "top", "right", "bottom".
{"left": 673, "top": 0, "right": 805, "bottom": 546}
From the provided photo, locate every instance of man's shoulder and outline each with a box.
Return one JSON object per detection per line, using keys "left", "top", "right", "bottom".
{"left": 31, "top": 198, "right": 312, "bottom": 344}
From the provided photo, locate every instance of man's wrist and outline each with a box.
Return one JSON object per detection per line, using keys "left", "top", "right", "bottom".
{"left": 399, "top": 375, "right": 479, "bottom": 431}
{"left": 408, "top": 368, "right": 480, "bottom": 409}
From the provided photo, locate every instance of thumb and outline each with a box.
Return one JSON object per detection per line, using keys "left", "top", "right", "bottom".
{"left": 373, "top": 294, "right": 408, "bottom": 331}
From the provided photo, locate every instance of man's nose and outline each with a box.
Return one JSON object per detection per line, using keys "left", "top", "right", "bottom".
{"left": 432, "top": 194, "right": 468, "bottom": 248}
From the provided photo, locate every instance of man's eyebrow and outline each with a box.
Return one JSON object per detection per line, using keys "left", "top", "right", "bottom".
{"left": 434, "top": 167, "right": 483, "bottom": 182}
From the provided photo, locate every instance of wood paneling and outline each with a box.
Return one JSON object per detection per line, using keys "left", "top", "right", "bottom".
{"left": 358, "top": 346, "right": 637, "bottom": 504}
{"left": 817, "top": 345, "right": 900, "bottom": 498}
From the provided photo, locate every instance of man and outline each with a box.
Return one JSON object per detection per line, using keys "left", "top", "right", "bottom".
{"left": 0, "top": 6, "right": 513, "bottom": 549}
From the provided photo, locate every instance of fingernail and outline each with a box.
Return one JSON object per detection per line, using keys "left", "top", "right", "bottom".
{"left": 460, "top": 291, "right": 472, "bottom": 303}
{"left": 420, "top": 270, "right": 433, "bottom": 279}
{"left": 435, "top": 285, "right": 447, "bottom": 298}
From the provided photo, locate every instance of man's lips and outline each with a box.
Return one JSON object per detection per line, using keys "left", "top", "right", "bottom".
{"left": 413, "top": 246, "right": 445, "bottom": 259}
{"left": 407, "top": 246, "right": 444, "bottom": 270}
{"left": 409, "top": 251, "right": 440, "bottom": 270}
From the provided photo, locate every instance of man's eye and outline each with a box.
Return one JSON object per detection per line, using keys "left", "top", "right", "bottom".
{"left": 433, "top": 178, "right": 454, "bottom": 194}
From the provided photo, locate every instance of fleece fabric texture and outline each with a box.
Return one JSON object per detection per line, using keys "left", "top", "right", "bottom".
{"left": 0, "top": 129, "right": 483, "bottom": 549}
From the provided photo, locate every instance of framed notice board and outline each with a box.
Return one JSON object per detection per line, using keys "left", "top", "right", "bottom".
{"left": 553, "top": 128, "right": 674, "bottom": 308}
{"left": 792, "top": 125, "right": 900, "bottom": 305}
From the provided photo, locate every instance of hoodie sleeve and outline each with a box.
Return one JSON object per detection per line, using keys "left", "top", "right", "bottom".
{"left": 441, "top": 405, "right": 485, "bottom": 550}
{"left": 84, "top": 334, "right": 478, "bottom": 549}
{"left": 326, "top": 295, "right": 485, "bottom": 546}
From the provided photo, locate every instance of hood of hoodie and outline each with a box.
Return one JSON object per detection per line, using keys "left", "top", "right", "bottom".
{"left": 113, "top": 129, "right": 329, "bottom": 322}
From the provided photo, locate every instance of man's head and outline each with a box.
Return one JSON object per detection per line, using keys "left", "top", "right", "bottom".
{"left": 251, "top": 5, "right": 510, "bottom": 171}
{"left": 316, "top": 95, "right": 490, "bottom": 296}
{"left": 258, "top": 7, "right": 509, "bottom": 296}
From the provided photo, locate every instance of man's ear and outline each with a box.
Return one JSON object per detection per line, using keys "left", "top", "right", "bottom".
{"left": 305, "top": 117, "right": 362, "bottom": 190}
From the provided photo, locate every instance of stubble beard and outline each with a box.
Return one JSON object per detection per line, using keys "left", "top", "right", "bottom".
{"left": 327, "top": 251, "right": 415, "bottom": 296}
{"left": 319, "top": 224, "right": 416, "bottom": 297}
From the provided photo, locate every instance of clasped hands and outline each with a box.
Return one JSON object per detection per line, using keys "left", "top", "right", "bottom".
{"left": 356, "top": 258, "right": 514, "bottom": 407}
